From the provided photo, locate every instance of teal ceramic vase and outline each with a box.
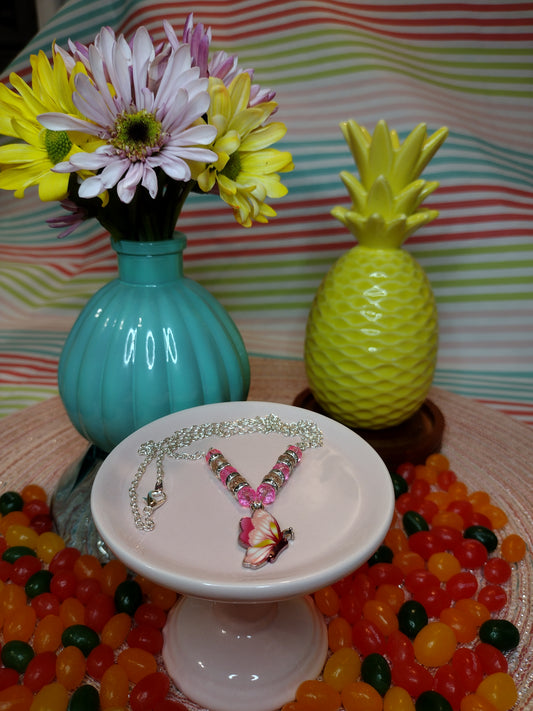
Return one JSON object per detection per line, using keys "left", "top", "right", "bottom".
{"left": 58, "top": 233, "right": 250, "bottom": 453}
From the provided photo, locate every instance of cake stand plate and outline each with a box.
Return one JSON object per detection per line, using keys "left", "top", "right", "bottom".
{"left": 91, "top": 401, "right": 394, "bottom": 711}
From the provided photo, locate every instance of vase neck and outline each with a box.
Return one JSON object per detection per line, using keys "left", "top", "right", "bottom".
{"left": 113, "top": 235, "right": 186, "bottom": 284}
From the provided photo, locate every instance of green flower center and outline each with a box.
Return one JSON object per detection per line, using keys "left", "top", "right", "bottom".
{"left": 221, "top": 151, "right": 242, "bottom": 181}
{"left": 111, "top": 110, "right": 162, "bottom": 160}
{"left": 44, "top": 129, "right": 72, "bottom": 165}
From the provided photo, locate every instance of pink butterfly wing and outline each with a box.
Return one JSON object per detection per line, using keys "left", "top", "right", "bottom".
{"left": 240, "top": 509, "right": 280, "bottom": 568}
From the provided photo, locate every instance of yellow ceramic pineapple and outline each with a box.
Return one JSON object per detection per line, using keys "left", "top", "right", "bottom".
{"left": 305, "top": 120, "right": 448, "bottom": 429}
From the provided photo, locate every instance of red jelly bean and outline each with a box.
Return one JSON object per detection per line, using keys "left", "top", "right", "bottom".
{"left": 433, "top": 663, "right": 466, "bottom": 710}
{"left": 84, "top": 592, "right": 116, "bottom": 632}
{"left": 366, "top": 563, "right": 403, "bottom": 587}
{"left": 0, "top": 667, "right": 20, "bottom": 691}
{"left": 475, "top": 642, "right": 508, "bottom": 675}
{"left": 76, "top": 577, "right": 102, "bottom": 604}
{"left": 86, "top": 643, "right": 115, "bottom": 680}
{"left": 412, "top": 584, "right": 452, "bottom": 617}
{"left": 50, "top": 571, "right": 77, "bottom": 601}
{"left": 451, "top": 647, "right": 484, "bottom": 693}
{"left": 351, "top": 619, "right": 386, "bottom": 657}
{"left": 127, "top": 623, "right": 164, "bottom": 655}
{"left": 483, "top": 557, "right": 512, "bottom": 584}
{"left": 453, "top": 539, "right": 488, "bottom": 568}
{"left": 403, "top": 569, "right": 440, "bottom": 594}
{"left": 31, "top": 592, "right": 61, "bottom": 618}
{"left": 445, "top": 571, "right": 478, "bottom": 600}
{"left": 432, "top": 526, "right": 463, "bottom": 551}
{"left": 134, "top": 602, "right": 168, "bottom": 629}
{"left": 477, "top": 584, "right": 507, "bottom": 612}
{"left": 391, "top": 660, "right": 433, "bottom": 697}
{"left": 23, "top": 650, "right": 56, "bottom": 692}
{"left": 129, "top": 671, "right": 171, "bottom": 711}
{"left": 49, "top": 547, "right": 81, "bottom": 574}
{"left": 385, "top": 630, "right": 415, "bottom": 666}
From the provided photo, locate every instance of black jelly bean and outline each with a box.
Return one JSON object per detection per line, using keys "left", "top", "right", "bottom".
{"left": 464, "top": 525, "right": 498, "bottom": 553}
{"left": 114, "top": 579, "right": 143, "bottom": 615}
{"left": 403, "top": 510, "right": 429, "bottom": 536}
{"left": 367, "top": 545, "right": 394, "bottom": 566}
{"left": 360, "top": 652, "right": 391, "bottom": 696}
{"left": 62, "top": 625, "right": 100, "bottom": 657}
{"left": 25, "top": 569, "right": 53, "bottom": 598}
{"left": 1, "top": 640, "right": 34, "bottom": 672}
{"left": 67, "top": 683, "right": 101, "bottom": 711}
{"left": 398, "top": 600, "right": 428, "bottom": 639}
{"left": 390, "top": 472, "right": 408, "bottom": 499}
{"left": 2, "top": 546, "right": 37, "bottom": 563}
{"left": 0, "top": 491, "right": 24, "bottom": 515}
{"left": 479, "top": 619, "right": 520, "bottom": 651}
{"left": 416, "top": 690, "right": 453, "bottom": 711}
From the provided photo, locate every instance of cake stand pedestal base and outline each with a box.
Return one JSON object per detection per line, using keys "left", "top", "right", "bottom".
{"left": 162, "top": 596, "right": 328, "bottom": 711}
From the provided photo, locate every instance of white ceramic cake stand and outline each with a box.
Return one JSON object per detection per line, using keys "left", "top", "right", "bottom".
{"left": 91, "top": 401, "right": 394, "bottom": 711}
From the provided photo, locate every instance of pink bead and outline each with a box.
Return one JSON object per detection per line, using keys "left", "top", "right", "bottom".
{"left": 256, "top": 483, "right": 276, "bottom": 505}
{"left": 273, "top": 462, "right": 291, "bottom": 481}
{"left": 206, "top": 448, "right": 222, "bottom": 464}
{"left": 287, "top": 445, "right": 302, "bottom": 462}
{"left": 237, "top": 486, "right": 256, "bottom": 507}
{"left": 219, "top": 465, "right": 237, "bottom": 485}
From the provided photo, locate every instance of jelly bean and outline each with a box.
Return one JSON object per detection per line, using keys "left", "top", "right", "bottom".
{"left": 295, "top": 679, "right": 341, "bottom": 711}
{"left": 315, "top": 585, "right": 340, "bottom": 617}
{"left": 323, "top": 647, "right": 361, "bottom": 692}
{"left": 483, "top": 558, "right": 511, "bottom": 584}
{"left": 76, "top": 578, "right": 102, "bottom": 604}
{"left": 393, "top": 551, "right": 425, "bottom": 575}
{"left": 327, "top": 616, "right": 352, "bottom": 651}
{"left": 147, "top": 583, "right": 177, "bottom": 610}
{"left": 134, "top": 602, "right": 167, "bottom": 629}
{"left": 479, "top": 619, "right": 519, "bottom": 651}
{"left": 351, "top": 619, "right": 386, "bottom": 657}
{"left": 68, "top": 684, "right": 101, "bottom": 711}
{"left": 60, "top": 597, "right": 86, "bottom": 626}
{"left": 5, "top": 524, "right": 39, "bottom": 550}
{"left": 431, "top": 511, "right": 464, "bottom": 531}
{"left": 407, "top": 531, "right": 444, "bottom": 560}
{"left": 126, "top": 623, "right": 164, "bottom": 655}
{"left": 448, "top": 481, "right": 468, "bottom": 500}
{"left": 500, "top": 533, "right": 526, "bottom": 563}
{"left": 31, "top": 592, "right": 61, "bottom": 618}
{"left": 86, "top": 643, "right": 115, "bottom": 680}
{"left": 440, "top": 606, "right": 477, "bottom": 644}
{"left": 454, "top": 598, "right": 491, "bottom": 626}
{"left": 73, "top": 554, "right": 102, "bottom": 582}
{"left": 341, "top": 681, "right": 383, "bottom": 711}
{"left": 374, "top": 583, "right": 405, "bottom": 613}
{"left": 403, "top": 569, "right": 440, "bottom": 594}
{"left": 23, "top": 650, "right": 56, "bottom": 692}
{"left": 426, "top": 452, "right": 450, "bottom": 472}
{"left": 474, "top": 643, "right": 508, "bottom": 675}
{"left": 447, "top": 499, "right": 474, "bottom": 526}
{"left": 425, "top": 490, "right": 452, "bottom": 511}
{"left": 390, "top": 661, "right": 433, "bottom": 698}
{"left": 23, "top": 498, "right": 49, "bottom": 520}
{"left": 349, "top": 571, "right": 374, "bottom": 602}
{"left": 31, "top": 681, "right": 69, "bottom": 711}
{"left": 2, "top": 545, "right": 37, "bottom": 564}
{"left": 0, "top": 491, "right": 24, "bottom": 514}
{"left": 117, "top": 646, "right": 157, "bottom": 683}
{"left": 383, "top": 528, "right": 409, "bottom": 555}
{"left": 101, "top": 613, "right": 132, "bottom": 650}
{"left": 29, "top": 512, "right": 53, "bottom": 534}
{"left": 396, "top": 493, "right": 421, "bottom": 516}
{"left": 366, "top": 563, "right": 402, "bottom": 587}
{"left": 361, "top": 653, "right": 391, "bottom": 696}
{"left": 460, "top": 693, "right": 500, "bottom": 711}
{"left": 49, "top": 547, "right": 81, "bottom": 574}
{"left": 56, "top": 645, "right": 87, "bottom": 690}
{"left": 383, "top": 686, "right": 415, "bottom": 711}
{"left": 433, "top": 664, "right": 467, "bottom": 710}
{"left": 37, "top": 532, "right": 66, "bottom": 564}
{"left": 464, "top": 525, "right": 498, "bottom": 553}
{"left": 397, "top": 600, "right": 428, "bottom": 639}
{"left": 396, "top": 462, "right": 416, "bottom": 483}
{"left": 62, "top": 624, "right": 100, "bottom": 656}
{"left": 368, "top": 545, "right": 394, "bottom": 566}
{"left": 129, "top": 671, "right": 171, "bottom": 711}
{"left": 451, "top": 648, "right": 484, "bottom": 693}
{"left": 1, "top": 639, "right": 34, "bottom": 672}
{"left": 84, "top": 592, "right": 116, "bottom": 632}
{"left": 3, "top": 603, "right": 36, "bottom": 642}
{"left": 384, "top": 630, "right": 415, "bottom": 666}
{"left": 437, "top": 470, "right": 457, "bottom": 490}
{"left": 432, "top": 526, "right": 463, "bottom": 550}
{"left": 338, "top": 592, "right": 362, "bottom": 624}
{"left": 34, "top": 614, "right": 64, "bottom": 654}
{"left": 0, "top": 666, "right": 19, "bottom": 691}
{"left": 477, "top": 505, "right": 507, "bottom": 530}
{"left": 390, "top": 473, "right": 408, "bottom": 499}
{"left": 415, "top": 690, "right": 453, "bottom": 711}
{"left": 410, "top": 479, "right": 431, "bottom": 499}
{"left": 11, "top": 555, "right": 42, "bottom": 586}
{"left": 476, "top": 672, "right": 517, "bottom": 711}
{"left": 21, "top": 484, "right": 47, "bottom": 503}
{"left": 414, "top": 464, "right": 439, "bottom": 485}
{"left": 25, "top": 569, "right": 53, "bottom": 598}
{"left": 453, "top": 539, "right": 488, "bottom": 568}
{"left": 0, "top": 684, "right": 33, "bottom": 710}
{"left": 413, "top": 621, "right": 456, "bottom": 667}
{"left": 445, "top": 571, "right": 478, "bottom": 600}
{"left": 114, "top": 579, "right": 143, "bottom": 615}
{"left": 403, "top": 511, "right": 429, "bottom": 536}
{"left": 100, "top": 558, "right": 128, "bottom": 596}
{"left": 363, "top": 599, "right": 398, "bottom": 636}
{"left": 50, "top": 571, "right": 78, "bottom": 601}
{"left": 427, "top": 552, "right": 461, "bottom": 582}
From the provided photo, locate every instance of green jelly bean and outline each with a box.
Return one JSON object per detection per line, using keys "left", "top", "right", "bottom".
{"left": 479, "top": 619, "right": 520, "bottom": 652}
{"left": 62, "top": 625, "right": 100, "bottom": 657}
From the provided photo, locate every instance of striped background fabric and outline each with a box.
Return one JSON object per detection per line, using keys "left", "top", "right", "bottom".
{"left": 0, "top": 0, "right": 532, "bottom": 425}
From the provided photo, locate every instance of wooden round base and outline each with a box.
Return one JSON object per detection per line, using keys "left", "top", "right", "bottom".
{"left": 293, "top": 389, "right": 445, "bottom": 471}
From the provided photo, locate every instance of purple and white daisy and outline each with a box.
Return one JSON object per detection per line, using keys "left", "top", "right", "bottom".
{"left": 39, "top": 26, "right": 217, "bottom": 204}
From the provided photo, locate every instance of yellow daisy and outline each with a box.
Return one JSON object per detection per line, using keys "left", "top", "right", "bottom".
{"left": 0, "top": 48, "right": 100, "bottom": 201}
{"left": 197, "top": 72, "right": 293, "bottom": 227}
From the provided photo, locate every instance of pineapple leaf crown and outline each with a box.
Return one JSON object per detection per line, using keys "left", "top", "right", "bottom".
{"left": 332, "top": 120, "right": 448, "bottom": 248}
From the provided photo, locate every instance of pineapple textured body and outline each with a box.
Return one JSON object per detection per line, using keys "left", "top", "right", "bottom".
{"left": 305, "top": 245, "right": 438, "bottom": 429}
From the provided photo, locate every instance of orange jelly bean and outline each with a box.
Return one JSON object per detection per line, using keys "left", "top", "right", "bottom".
{"left": 0, "top": 511, "right": 30, "bottom": 535}
{"left": 501, "top": 533, "right": 527, "bottom": 563}
{"left": 363, "top": 599, "right": 399, "bottom": 636}
{"left": 1, "top": 582, "right": 28, "bottom": 613}
{"left": 327, "top": 616, "right": 352, "bottom": 651}
{"left": 414, "top": 464, "right": 439, "bottom": 484}
{"left": 431, "top": 510, "right": 464, "bottom": 531}
{"left": 100, "top": 665, "right": 131, "bottom": 709}
{"left": 56, "top": 645, "right": 86, "bottom": 690}
{"left": 455, "top": 598, "right": 491, "bottom": 626}
{"left": 31, "top": 682, "right": 69, "bottom": 711}
{"left": 393, "top": 550, "right": 425, "bottom": 575}
{"left": 384, "top": 686, "right": 416, "bottom": 711}
{"left": 461, "top": 693, "right": 499, "bottom": 711}
{"left": 374, "top": 583, "right": 405, "bottom": 614}
{"left": 427, "top": 552, "right": 462, "bottom": 582}
{"left": 3, "top": 604, "right": 36, "bottom": 642}
{"left": 117, "top": 646, "right": 157, "bottom": 683}
{"left": 477, "top": 505, "right": 508, "bottom": 530}
{"left": 73, "top": 554, "right": 102, "bottom": 581}
{"left": 295, "top": 679, "right": 341, "bottom": 711}
{"left": 34, "top": 614, "right": 64, "bottom": 654}
{"left": 100, "top": 559, "right": 128, "bottom": 596}
{"left": 148, "top": 583, "right": 178, "bottom": 610}
{"left": 101, "top": 612, "right": 132, "bottom": 650}
{"left": 476, "top": 672, "right": 517, "bottom": 711}
{"left": 425, "top": 453, "right": 450, "bottom": 472}
{"left": 440, "top": 606, "right": 477, "bottom": 644}
{"left": 0, "top": 683, "right": 33, "bottom": 710}
{"left": 314, "top": 586, "right": 340, "bottom": 617}
{"left": 384, "top": 528, "right": 409, "bottom": 555}
{"left": 20, "top": 484, "right": 47, "bottom": 503}
{"left": 323, "top": 647, "right": 361, "bottom": 693}
{"left": 341, "top": 681, "right": 383, "bottom": 711}
{"left": 59, "top": 597, "right": 85, "bottom": 626}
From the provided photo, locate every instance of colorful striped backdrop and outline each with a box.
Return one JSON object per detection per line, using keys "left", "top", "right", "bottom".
{"left": 1, "top": 0, "right": 532, "bottom": 425}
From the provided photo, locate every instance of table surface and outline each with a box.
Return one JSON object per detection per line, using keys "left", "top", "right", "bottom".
{"left": 1, "top": 356, "right": 532, "bottom": 709}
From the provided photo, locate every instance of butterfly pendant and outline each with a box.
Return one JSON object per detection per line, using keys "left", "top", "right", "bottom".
{"left": 238, "top": 508, "right": 294, "bottom": 569}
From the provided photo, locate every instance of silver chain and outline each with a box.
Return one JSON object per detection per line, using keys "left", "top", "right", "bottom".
{"left": 129, "top": 414, "right": 323, "bottom": 531}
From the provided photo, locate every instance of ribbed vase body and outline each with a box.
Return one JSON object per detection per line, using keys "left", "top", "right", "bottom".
{"left": 58, "top": 234, "right": 250, "bottom": 452}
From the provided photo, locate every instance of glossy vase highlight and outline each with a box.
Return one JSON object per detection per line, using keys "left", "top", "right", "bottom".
{"left": 58, "top": 234, "right": 250, "bottom": 452}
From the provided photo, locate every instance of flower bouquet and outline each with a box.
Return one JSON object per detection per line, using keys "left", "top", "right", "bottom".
{"left": 0, "top": 15, "right": 293, "bottom": 454}
{"left": 0, "top": 13, "right": 293, "bottom": 241}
